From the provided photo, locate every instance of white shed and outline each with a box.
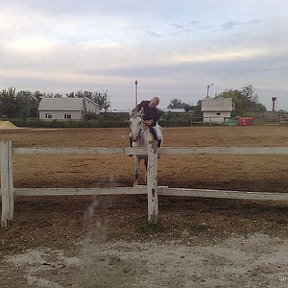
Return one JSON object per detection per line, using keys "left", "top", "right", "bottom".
{"left": 201, "top": 98, "right": 233, "bottom": 124}
{"left": 38, "top": 97, "right": 99, "bottom": 120}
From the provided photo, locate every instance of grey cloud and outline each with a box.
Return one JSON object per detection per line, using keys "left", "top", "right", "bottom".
{"left": 222, "top": 19, "right": 262, "bottom": 30}
{"left": 1, "top": 0, "right": 287, "bottom": 110}
{"left": 171, "top": 24, "right": 184, "bottom": 30}
{"left": 170, "top": 23, "right": 191, "bottom": 34}
{"left": 147, "top": 31, "right": 162, "bottom": 38}
{"left": 189, "top": 20, "right": 199, "bottom": 26}
{"left": 222, "top": 21, "right": 243, "bottom": 30}
{"left": 171, "top": 21, "right": 199, "bottom": 33}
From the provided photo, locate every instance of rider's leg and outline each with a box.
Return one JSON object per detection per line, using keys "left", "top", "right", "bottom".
{"left": 152, "top": 125, "right": 162, "bottom": 147}
{"left": 149, "top": 127, "right": 157, "bottom": 140}
{"left": 152, "top": 125, "right": 162, "bottom": 159}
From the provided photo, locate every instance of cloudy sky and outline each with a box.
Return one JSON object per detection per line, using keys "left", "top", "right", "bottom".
{"left": 1, "top": 0, "right": 288, "bottom": 111}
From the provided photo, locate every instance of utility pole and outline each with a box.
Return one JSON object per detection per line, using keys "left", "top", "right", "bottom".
{"left": 206, "top": 83, "right": 214, "bottom": 98}
{"left": 135, "top": 80, "right": 138, "bottom": 107}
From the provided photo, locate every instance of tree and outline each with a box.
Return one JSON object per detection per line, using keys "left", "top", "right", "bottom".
{"left": 68, "top": 90, "right": 111, "bottom": 111}
{"left": 182, "top": 103, "right": 194, "bottom": 112}
{"left": 0, "top": 87, "right": 112, "bottom": 117}
{"left": 16, "top": 90, "right": 33, "bottom": 118}
{"left": 53, "top": 93, "right": 63, "bottom": 98}
{"left": 216, "top": 85, "right": 266, "bottom": 116}
{"left": 66, "top": 92, "right": 76, "bottom": 98}
{"left": 167, "top": 98, "right": 194, "bottom": 112}
{"left": 167, "top": 98, "right": 184, "bottom": 109}
{"left": 0, "top": 87, "right": 17, "bottom": 117}
{"left": 192, "top": 100, "right": 202, "bottom": 119}
{"left": 16, "top": 90, "right": 39, "bottom": 118}
{"left": 0, "top": 88, "right": 45, "bottom": 118}
{"left": 33, "top": 91, "right": 44, "bottom": 103}
{"left": 93, "top": 91, "right": 111, "bottom": 111}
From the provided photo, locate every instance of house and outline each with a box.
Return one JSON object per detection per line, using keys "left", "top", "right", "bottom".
{"left": 38, "top": 97, "right": 99, "bottom": 120}
{"left": 201, "top": 97, "right": 233, "bottom": 124}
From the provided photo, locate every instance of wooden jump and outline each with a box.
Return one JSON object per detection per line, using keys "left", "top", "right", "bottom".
{"left": 1, "top": 140, "right": 288, "bottom": 227}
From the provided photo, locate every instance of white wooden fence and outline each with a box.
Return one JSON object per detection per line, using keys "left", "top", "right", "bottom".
{"left": 1, "top": 140, "right": 288, "bottom": 227}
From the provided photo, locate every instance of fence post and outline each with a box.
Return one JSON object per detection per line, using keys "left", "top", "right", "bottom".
{"left": 1, "top": 141, "right": 14, "bottom": 227}
{"left": 147, "top": 140, "right": 158, "bottom": 223}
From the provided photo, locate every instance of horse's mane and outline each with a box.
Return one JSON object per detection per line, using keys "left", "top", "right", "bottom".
{"left": 130, "top": 106, "right": 143, "bottom": 118}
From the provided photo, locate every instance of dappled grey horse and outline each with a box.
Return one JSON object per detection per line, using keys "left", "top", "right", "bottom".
{"left": 129, "top": 108, "right": 154, "bottom": 185}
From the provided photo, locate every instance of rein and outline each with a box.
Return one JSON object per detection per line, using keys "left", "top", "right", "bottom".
{"left": 130, "top": 113, "right": 147, "bottom": 142}
{"left": 135, "top": 115, "right": 146, "bottom": 141}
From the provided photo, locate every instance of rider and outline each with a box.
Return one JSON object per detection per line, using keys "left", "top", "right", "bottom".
{"left": 129, "top": 96, "right": 163, "bottom": 148}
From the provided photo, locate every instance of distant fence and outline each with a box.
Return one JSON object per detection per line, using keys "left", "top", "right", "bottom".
{"left": 1, "top": 140, "right": 288, "bottom": 227}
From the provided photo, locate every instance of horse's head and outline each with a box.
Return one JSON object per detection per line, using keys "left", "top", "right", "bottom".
{"left": 129, "top": 108, "right": 144, "bottom": 142}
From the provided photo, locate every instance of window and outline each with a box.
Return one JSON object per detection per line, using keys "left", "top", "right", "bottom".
{"left": 64, "top": 114, "right": 71, "bottom": 119}
{"left": 217, "top": 112, "right": 221, "bottom": 115}
{"left": 45, "top": 113, "right": 52, "bottom": 119}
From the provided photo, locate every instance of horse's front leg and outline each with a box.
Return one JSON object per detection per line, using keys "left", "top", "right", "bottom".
{"left": 134, "top": 156, "right": 140, "bottom": 186}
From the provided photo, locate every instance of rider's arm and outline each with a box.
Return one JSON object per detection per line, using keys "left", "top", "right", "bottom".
{"left": 150, "top": 109, "right": 160, "bottom": 126}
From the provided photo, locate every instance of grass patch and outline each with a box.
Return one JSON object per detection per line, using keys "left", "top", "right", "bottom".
{"left": 134, "top": 218, "right": 208, "bottom": 237}
{"left": 190, "top": 223, "right": 207, "bottom": 232}
{"left": 135, "top": 219, "right": 166, "bottom": 235}
{"left": 169, "top": 220, "right": 208, "bottom": 235}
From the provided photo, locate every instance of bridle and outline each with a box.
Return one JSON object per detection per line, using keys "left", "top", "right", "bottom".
{"left": 130, "top": 113, "right": 146, "bottom": 142}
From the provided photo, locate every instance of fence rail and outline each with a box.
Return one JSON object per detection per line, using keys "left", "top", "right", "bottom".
{"left": 13, "top": 187, "right": 288, "bottom": 201}
{"left": 1, "top": 140, "right": 288, "bottom": 227}
{"left": 13, "top": 146, "right": 287, "bottom": 155}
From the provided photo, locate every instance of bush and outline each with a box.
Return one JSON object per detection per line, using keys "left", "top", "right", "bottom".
{"left": 7, "top": 111, "right": 280, "bottom": 128}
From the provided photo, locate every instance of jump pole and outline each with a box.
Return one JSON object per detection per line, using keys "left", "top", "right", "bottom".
{"left": 147, "top": 140, "right": 158, "bottom": 223}
{"left": 1, "top": 141, "right": 14, "bottom": 227}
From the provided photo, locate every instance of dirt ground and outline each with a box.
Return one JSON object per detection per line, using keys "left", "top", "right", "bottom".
{"left": 1, "top": 125, "right": 288, "bottom": 287}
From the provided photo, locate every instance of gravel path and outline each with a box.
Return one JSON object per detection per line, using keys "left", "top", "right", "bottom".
{"left": 2, "top": 233, "right": 288, "bottom": 288}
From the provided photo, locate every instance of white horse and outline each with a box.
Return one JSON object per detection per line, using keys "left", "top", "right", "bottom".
{"left": 129, "top": 108, "right": 154, "bottom": 185}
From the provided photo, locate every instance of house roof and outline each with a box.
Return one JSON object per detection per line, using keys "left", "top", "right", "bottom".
{"left": 201, "top": 98, "right": 233, "bottom": 112}
{"left": 38, "top": 97, "right": 97, "bottom": 111}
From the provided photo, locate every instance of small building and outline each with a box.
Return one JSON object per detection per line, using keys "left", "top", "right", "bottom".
{"left": 38, "top": 97, "right": 99, "bottom": 120}
{"left": 201, "top": 98, "right": 233, "bottom": 124}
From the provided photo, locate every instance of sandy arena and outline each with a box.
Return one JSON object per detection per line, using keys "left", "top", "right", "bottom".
{"left": 1, "top": 126, "right": 288, "bottom": 287}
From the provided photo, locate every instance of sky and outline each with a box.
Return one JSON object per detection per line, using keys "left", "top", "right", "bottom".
{"left": 0, "top": 0, "right": 288, "bottom": 111}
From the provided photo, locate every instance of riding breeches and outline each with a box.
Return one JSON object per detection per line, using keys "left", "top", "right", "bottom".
{"left": 151, "top": 124, "right": 162, "bottom": 140}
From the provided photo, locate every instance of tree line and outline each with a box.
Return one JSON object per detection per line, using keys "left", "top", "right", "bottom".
{"left": 167, "top": 85, "right": 267, "bottom": 118}
{"left": 1, "top": 85, "right": 267, "bottom": 120}
{"left": 0, "top": 88, "right": 111, "bottom": 118}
